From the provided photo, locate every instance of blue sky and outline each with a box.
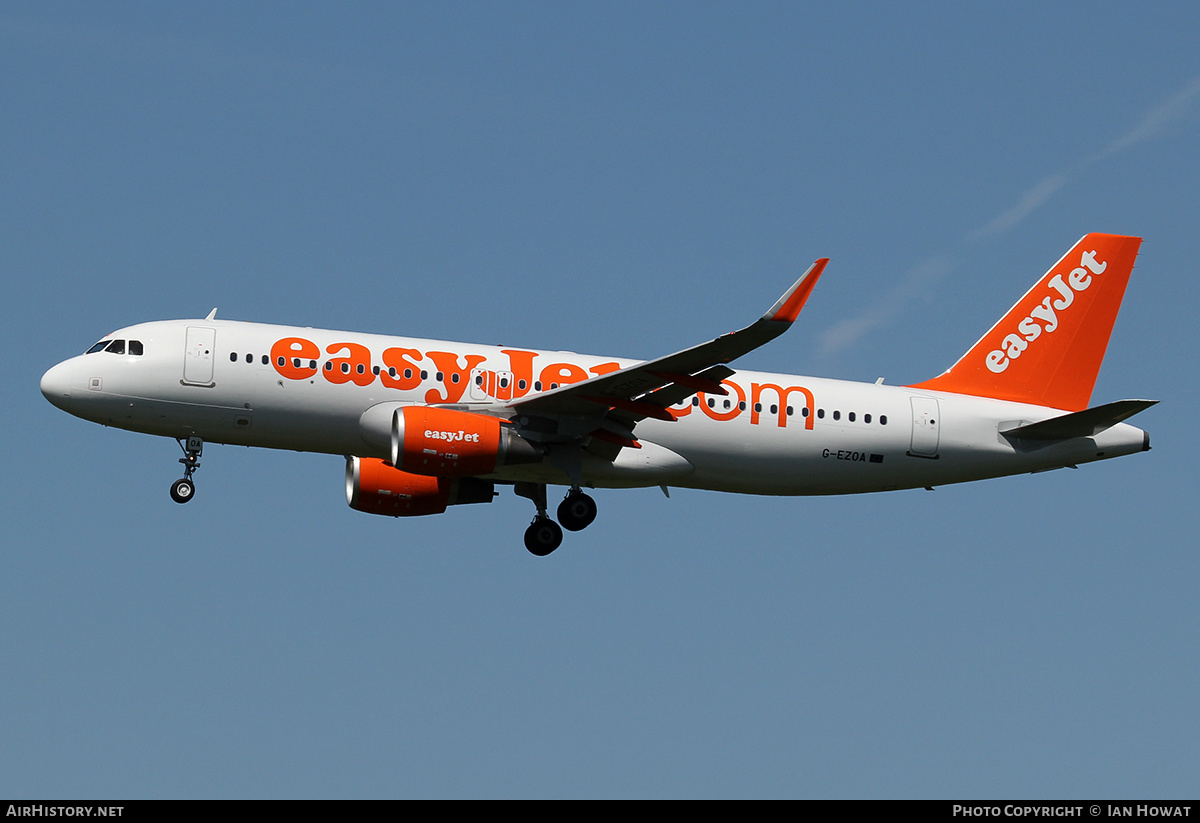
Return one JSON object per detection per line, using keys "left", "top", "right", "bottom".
{"left": 4, "top": 2, "right": 1199, "bottom": 798}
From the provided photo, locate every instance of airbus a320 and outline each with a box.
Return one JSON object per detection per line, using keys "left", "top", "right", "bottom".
{"left": 41, "top": 233, "right": 1155, "bottom": 555}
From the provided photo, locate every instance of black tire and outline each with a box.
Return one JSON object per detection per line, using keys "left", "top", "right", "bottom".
{"left": 557, "top": 491, "right": 597, "bottom": 532}
{"left": 170, "top": 478, "right": 195, "bottom": 504}
{"left": 524, "top": 517, "right": 563, "bottom": 556}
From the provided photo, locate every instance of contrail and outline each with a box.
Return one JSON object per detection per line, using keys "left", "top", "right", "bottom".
{"left": 1091, "top": 75, "right": 1200, "bottom": 161}
{"left": 817, "top": 76, "right": 1200, "bottom": 358}
{"left": 965, "top": 173, "right": 1068, "bottom": 243}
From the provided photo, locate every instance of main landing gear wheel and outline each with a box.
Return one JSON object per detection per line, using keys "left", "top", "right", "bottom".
{"left": 170, "top": 478, "right": 195, "bottom": 503}
{"left": 170, "top": 436, "right": 203, "bottom": 504}
{"left": 524, "top": 517, "right": 563, "bottom": 556}
{"left": 557, "top": 490, "right": 597, "bottom": 532}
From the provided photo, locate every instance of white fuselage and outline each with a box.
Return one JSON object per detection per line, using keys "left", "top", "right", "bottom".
{"left": 40, "top": 318, "right": 1149, "bottom": 495}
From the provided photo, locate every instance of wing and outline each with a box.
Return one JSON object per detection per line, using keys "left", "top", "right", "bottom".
{"left": 494, "top": 258, "right": 829, "bottom": 452}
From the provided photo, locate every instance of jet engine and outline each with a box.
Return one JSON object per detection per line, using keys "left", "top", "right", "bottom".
{"left": 346, "top": 456, "right": 495, "bottom": 517}
{"left": 391, "top": 406, "right": 541, "bottom": 477}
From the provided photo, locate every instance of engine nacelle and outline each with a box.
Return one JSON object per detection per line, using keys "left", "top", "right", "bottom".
{"left": 391, "top": 406, "right": 541, "bottom": 477}
{"left": 346, "top": 457, "right": 495, "bottom": 517}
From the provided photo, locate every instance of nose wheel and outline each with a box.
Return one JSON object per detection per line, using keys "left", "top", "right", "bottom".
{"left": 170, "top": 436, "right": 203, "bottom": 504}
{"left": 170, "top": 477, "right": 195, "bottom": 503}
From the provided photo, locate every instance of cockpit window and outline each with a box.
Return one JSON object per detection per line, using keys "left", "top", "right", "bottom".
{"left": 86, "top": 340, "right": 109, "bottom": 354}
{"left": 104, "top": 339, "right": 126, "bottom": 355}
{"left": 128, "top": 340, "right": 144, "bottom": 356}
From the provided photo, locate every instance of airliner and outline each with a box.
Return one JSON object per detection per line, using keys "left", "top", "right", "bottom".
{"left": 41, "top": 233, "right": 1154, "bottom": 555}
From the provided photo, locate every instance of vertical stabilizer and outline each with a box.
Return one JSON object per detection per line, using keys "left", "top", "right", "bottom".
{"left": 910, "top": 233, "right": 1141, "bottom": 411}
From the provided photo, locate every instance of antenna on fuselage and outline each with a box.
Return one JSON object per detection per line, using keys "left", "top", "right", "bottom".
{"left": 205, "top": 308, "right": 218, "bottom": 320}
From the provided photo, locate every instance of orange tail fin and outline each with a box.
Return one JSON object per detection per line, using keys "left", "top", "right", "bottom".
{"left": 910, "top": 233, "right": 1142, "bottom": 411}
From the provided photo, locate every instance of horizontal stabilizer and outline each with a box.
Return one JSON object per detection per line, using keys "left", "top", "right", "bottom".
{"left": 1001, "top": 399, "right": 1157, "bottom": 441}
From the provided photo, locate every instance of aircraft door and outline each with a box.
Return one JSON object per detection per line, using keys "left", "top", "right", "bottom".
{"left": 494, "top": 371, "right": 513, "bottom": 401}
{"left": 183, "top": 327, "right": 216, "bottom": 386}
{"left": 468, "top": 368, "right": 514, "bottom": 401}
{"left": 909, "top": 396, "right": 940, "bottom": 458}
{"left": 469, "top": 368, "right": 488, "bottom": 401}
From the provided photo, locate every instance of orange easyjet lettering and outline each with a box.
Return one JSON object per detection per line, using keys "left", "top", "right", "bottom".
{"left": 270, "top": 337, "right": 319, "bottom": 380}
{"left": 751, "top": 383, "right": 815, "bottom": 429}
{"left": 424, "top": 351, "right": 486, "bottom": 404}
{"left": 698, "top": 380, "right": 745, "bottom": 422}
{"left": 500, "top": 349, "right": 537, "bottom": 398}
{"left": 270, "top": 337, "right": 817, "bottom": 430}
{"left": 380, "top": 347, "right": 424, "bottom": 390}
{"left": 539, "top": 362, "right": 589, "bottom": 389}
{"left": 325, "top": 342, "right": 374, "bottom": 387}
{"left": 589, "top": 362, "right": 621, "bottom": 377}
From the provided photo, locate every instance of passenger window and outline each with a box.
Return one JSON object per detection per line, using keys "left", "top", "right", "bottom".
{"left": 848, "top": 412, "right": 856, "bottom": 422}
{"left": 129, "top": 340, "right": 144, "bottom": 356}
{"left": 864, "top": 414, "right": 872, "bottom": 424}
{"left": 261, "top": 355, "right": 269, "bottom": 366}
{"left": 245, "top": 353, "right": 253, "bottom": 363}
{"left": 880, "top": 415, "right": 888, "bottom": 425}
{"left": 105, "top": 340, "right": 125, "bottom": 355}
{"left": 833, "top": 410, "right": 840, "bottom": 420}
{"left": 230, "top": 352, "right": 238, "bottom": 362}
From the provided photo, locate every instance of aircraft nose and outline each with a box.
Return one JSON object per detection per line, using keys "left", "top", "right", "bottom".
{"left": 40, "top": 360, "right": 76, "bottom": 410}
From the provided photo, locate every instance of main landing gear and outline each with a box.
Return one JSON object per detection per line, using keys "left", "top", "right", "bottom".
{"left": 557, "top": 488, "right": 597, "bottom": 532}
{"left": 524, "top": 516, "right": 563, "bottom": 557}
{"left": 170, "top": 436, "right": 203, "bottom": 504}
{"left": 516, "top": 483, "right": 597, "bottom": 556}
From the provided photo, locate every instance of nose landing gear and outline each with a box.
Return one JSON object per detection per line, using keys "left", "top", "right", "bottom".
{"left": 170, "top": 436, "right": 203, "bottom": 504}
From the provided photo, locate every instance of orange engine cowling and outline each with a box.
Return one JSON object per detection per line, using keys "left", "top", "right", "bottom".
{"left": 346, "top": 457, "right": 495, "bottom": 517}
{"left": 391, "top": 406, "right": 541, "bottom": 477}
